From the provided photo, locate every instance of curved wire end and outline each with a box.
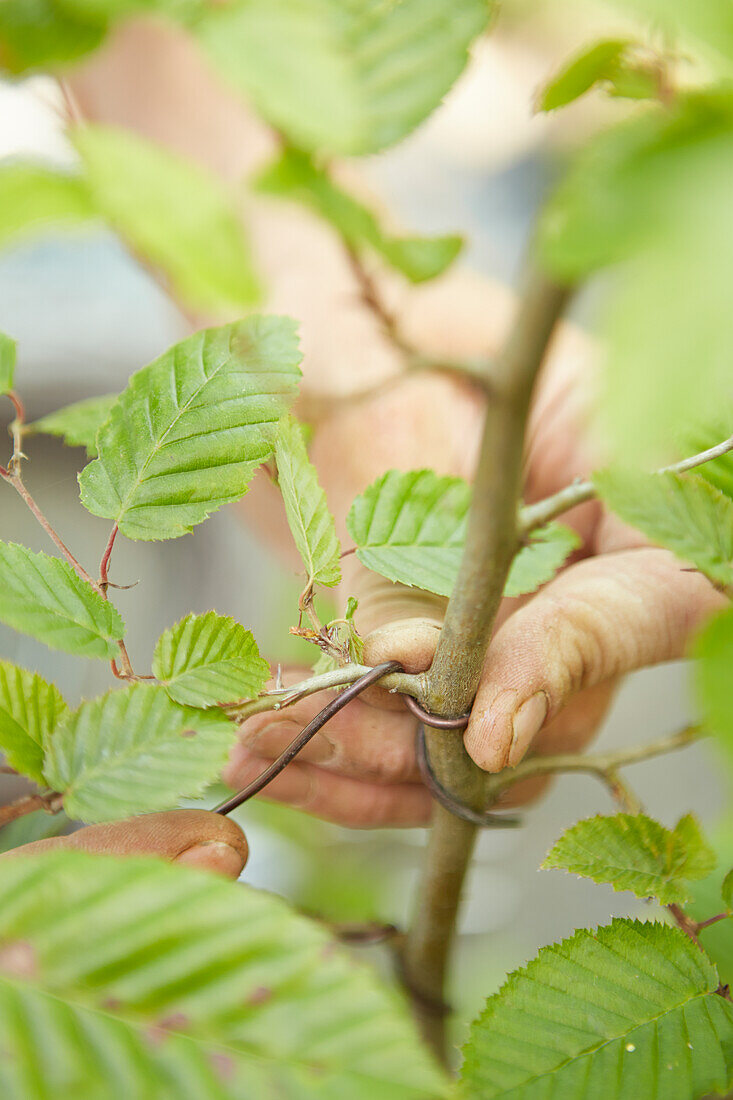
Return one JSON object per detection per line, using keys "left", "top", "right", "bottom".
{"left": 402, "top": 693, "right": 471, "bottom": 730}
{"left": 416, "top": 724, "right": 522, "bottom": 829}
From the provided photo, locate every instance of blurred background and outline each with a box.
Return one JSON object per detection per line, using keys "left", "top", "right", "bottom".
{"left": 0, "top": 0, "right": 726, "bottom": 1042}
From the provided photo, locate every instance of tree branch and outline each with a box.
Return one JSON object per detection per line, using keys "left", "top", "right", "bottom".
{"left": 0, "top": 791, "right": 62, "bottom": 828}
{"left": 519, "top": 435, "right": 733, "bottom": 534}
{"left": 482, "top": 724, "right": 711, "bottom": 949}
{"left": 400, "top": 269, "right": 571, "bottom": 1060}
{"left": 224, "top": 663, "right": 425, "bottom": 721}
{"left": 483, "top": 724, "right": 703, "bottom": 801}
{"left": 344, "top": 246, "right": 493, "bottom": 392}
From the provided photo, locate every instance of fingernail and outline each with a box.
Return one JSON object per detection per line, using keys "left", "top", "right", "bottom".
{"left": 508, "top": 692, "right": 548, "bottom": 767}
{"left": 175, "top": 841, "right": 246, "bottom": 879}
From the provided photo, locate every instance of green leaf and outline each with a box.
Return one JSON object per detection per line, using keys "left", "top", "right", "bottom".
{"left": 722, "top": 867, "right": 733, "bottom": 912}
{"left": 73, "top": 124, "right": 261, "bottom": 317}
{"left": 257, "top": 147, "right": 462, "bottom": 282}
{"left": 0, "top": 850, "right": 448, "bottom": 1099}
{"left": 347, "top": 469, "right": 468, "bottom": 597}
{"left": 594, "top": 468, "right": 733, "bottom": 586}
{"left": 0, "top": 661, "right": 68, "bottom": 785}
{"left": 695, "top": 605, "right": 733, "bottom": 749}
{"left": 153, "top": 611, "right": 270, "bottom": 707}
{"left": 197, "top": 0, "right": 490, "bottom": 156}
{"left": 601, "top": 218, "right": 733, "bottom": 464}
{"left": 540, "top": 92, "right": 733, "bottom": 462}
{"left": 538, "top": 39, "right": 630, "bottom": 111}
{"left": 56, "top": 0, "right": 202, "bottom": 24}
{"left": 611, "top": 0, "right": 733, "bottom": 66}
{"left": 460, "top": 917, "right": 733, "bottom": 1100}
{"left": 44, "top": 683, "right": 237, "bottom": 822}
{"left": 543, "top": 812, "right": 716, "bottom": 906}
{"left": 0, "top": 542, "right": 124, "bottom": 658}
{"left": 539, "top": 92, "right": 733, "bottom": 280}
{"left": 0, "top": 0, "right": 202, "bottom": 74}
{"left": 0, "top": 164, "right": 96, "bottom": 249}
{"left": 607, "top": 61, "right": 660, "bottom": 101}
{"left": 504, "top": 524, "right": 580, "bottom": 598}
{"left": 275, "top": 415, "right": 341, "bottom": 590}
{"left": 0, "top": 332, "right": 17, "bottom": 396}
{"left": 347, "top": 470, "right": 578, "bottom": 598}
{"left": 28, "top": 393, "right": 117, "bottom": 457}
{"left": 0, "top": 0, "right": 104, "bottom": 73}
{"left": 78, "top": 317, "right": 301, "bottom": 541}
{"left": 677, "top": 410, "right": 733, "bottom": 501}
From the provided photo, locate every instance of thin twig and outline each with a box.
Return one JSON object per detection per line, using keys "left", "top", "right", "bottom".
{"left": 224, "top": 663, "right": 424, "bottom": 721}
{"left": 0, "top": 449, "right": 136, "bottom": 679}
{"left": 519, "top": 435, "right": 733, "bottom": 534}
{"left": 483, "top": 725, "right": 703, "bottom": 800}
{"left": 344, "top": 245, "right": 492, "bottom": 392}
{"left": 482, "top": 725, "right": 712, "bottom": 950}
{"left": 2, "top": 391, "right": 98, "bottom": 584}
{"left": 667, "top": 902, "right": 704, "bottom": 949}
{"left": 327, "top": 921, "right": 399, "bottom": 945}
{"left": 345, "top": 246, "right": 404, "bottom": 349}
{"left": 0, "top": 791, "right": 62, "bottom": 828}
{"left": 0, "top": 469, "right": 97, "bottom": 587}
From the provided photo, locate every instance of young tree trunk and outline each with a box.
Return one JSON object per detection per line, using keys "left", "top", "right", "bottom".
{"left": 400, "top": 271, "right": 571, "bottom": 1061}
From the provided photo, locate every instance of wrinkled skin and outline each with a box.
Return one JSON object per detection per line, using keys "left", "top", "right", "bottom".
{"left": 5, "top": 19, "right": 724, "bottom": 864}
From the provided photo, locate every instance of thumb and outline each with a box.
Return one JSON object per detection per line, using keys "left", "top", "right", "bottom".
{"left": 465, "top": 547, "right": 725, "bottom": 773}
{"left": 346, "top": 559, "right": 445, "bottom": 644}
{"left": 345, "top": 560, "right": 444, "bottom": 709}
{"left": 0, "top": 810, "right": 249, "bottom": 879}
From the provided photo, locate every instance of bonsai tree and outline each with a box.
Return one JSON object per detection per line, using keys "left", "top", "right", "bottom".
{"left": 1, "top": 1, "right": 733, "bottom": 1097}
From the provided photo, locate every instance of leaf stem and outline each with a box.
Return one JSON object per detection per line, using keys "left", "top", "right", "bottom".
{"left": 519, "top": 435, "right": 733, "bottom": 534}
{"left": 4, "top": 390, "right": 26, "bottom": 473}
{"left": 111, "top": 641, "right": 136, "bottom": 681}
{"left": 99, "top": 523, "right": 119, "bottom": 589}
{"left": 401, "top": 270, "right": 571, "bottom": 1060}
{"left": 695, "top": 912, "right": 730, "bottom": 933}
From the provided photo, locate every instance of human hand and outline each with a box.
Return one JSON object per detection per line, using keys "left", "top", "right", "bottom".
{"left": 225, "top": 320, "right": 725, "bottom": 827}
{"left": 0, "top": 810, "right": 249, "bottom": 877}
{"left": 69, "top": 21, "right": 727, "bottom": 828}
